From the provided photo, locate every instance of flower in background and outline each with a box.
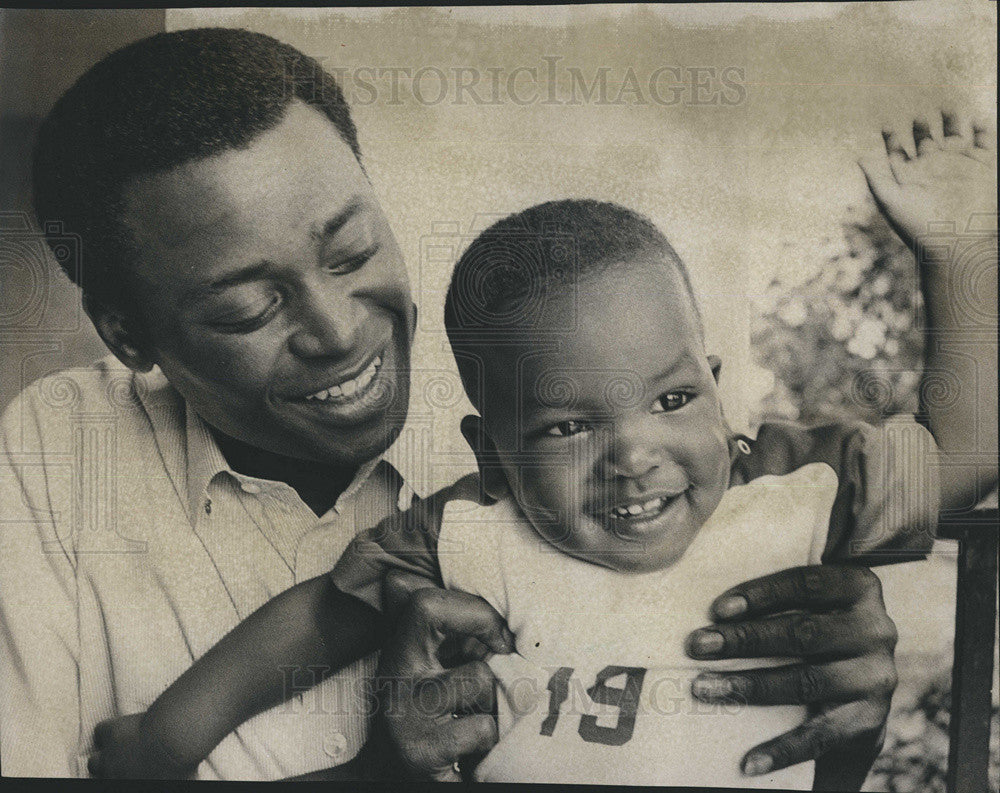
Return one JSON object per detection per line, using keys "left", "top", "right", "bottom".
{"left": 752, "top": 200, "right": 924, "bottom": 426}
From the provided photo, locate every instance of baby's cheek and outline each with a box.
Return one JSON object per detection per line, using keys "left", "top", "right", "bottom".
{"left": 685, "top": 420, "right": 730, "bottom": 486}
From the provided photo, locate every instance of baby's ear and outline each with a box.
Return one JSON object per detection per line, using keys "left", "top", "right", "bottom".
{"left": 459, "top": 414, "right": 509, "bottom": 502}
{"left": 707, "top": 355, "right": 723, "bottom": 383}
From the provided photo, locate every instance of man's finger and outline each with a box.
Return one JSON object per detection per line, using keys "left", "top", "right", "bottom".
{"left": 429, "top": 713, "right": 499, "bottom": 782}
{"left": 688, "top": 610, "right": 888, "bottom": 660}
{"left": 398, "top": 588, "right": 513, "bottom": 670}
{"left": 413, "top": 660, "right": 496, "bottom": 717}
{"left": 741, "top": 700, "right": 886, "bottom": 777}
{"left": 691, "top": 656, "right": 897, "bottom": 705}
{"left": 707, "top": 565, "right": 882, "bottom": 622}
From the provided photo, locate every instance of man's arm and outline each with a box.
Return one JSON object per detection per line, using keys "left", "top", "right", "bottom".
{"left": 0, "top": 400, "right": 82, "bottom": 776}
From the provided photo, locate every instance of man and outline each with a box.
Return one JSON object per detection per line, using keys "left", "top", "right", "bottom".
{"left": 1, "top": 28, "right": 900, "bottom": 782}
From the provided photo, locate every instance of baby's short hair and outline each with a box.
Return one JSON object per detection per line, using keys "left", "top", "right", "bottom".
{"left": 443, "top": 199, "right": 702, "bottom": 409}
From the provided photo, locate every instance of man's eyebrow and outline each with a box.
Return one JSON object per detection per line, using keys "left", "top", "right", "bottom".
{"left": 186, "top": 200, "right": 368, "bottom": 301}
{"left": 192, "top": 261, "right": 275, "bottom": 298}
{"left": 312, "top": 198, "right": 365, "bottom": 242}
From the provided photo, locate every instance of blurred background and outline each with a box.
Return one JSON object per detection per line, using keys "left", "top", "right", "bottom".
{"left": 2, "top": 4, "right": 996, "bottom": 789}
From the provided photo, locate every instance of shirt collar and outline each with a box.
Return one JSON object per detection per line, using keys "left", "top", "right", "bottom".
{"left": 183, "top": 405, "right": 425, "bottom": 521}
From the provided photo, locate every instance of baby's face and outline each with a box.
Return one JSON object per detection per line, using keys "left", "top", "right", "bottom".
{"left": 481, "top": 259, "right": 731, "bottom": 573}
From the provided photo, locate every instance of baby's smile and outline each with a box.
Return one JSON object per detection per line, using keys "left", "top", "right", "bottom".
{"left": 477, "top": 260, "right": 733, "bottom": 573}
{"left": 608, "top": 487, "right": 689, "bottom": 521}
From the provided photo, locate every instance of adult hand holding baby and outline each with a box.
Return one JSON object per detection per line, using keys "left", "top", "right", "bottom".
{"left": 376, "top": 582, "right": 515, "bottom": 782}
{"left": 382, "top": 564, "right": 897, "bottom": 786}
{"left": 687, "top": 564, "right": 897, "bottom": 790}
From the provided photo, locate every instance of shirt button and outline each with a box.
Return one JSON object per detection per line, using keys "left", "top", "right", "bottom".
{"left": 240, "top": 482, "right": 262, "bottom": 495}
{"left": 323, "top": 731, "right": 348, "bottom": 761}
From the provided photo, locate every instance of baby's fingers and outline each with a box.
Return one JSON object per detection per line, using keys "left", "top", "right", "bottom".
{"left": 87, "top": 748, "right": 130, "bottom": 778}
{"left": 93, "top": 712, "right": 143, "bottom": 748}
{"left": 87, "top": 751, "right": 104, "bottom": 777}
{"left": 882, "top": 119, "right": 917, "bottom": 161}
{"left": 858, "top": 151, "right": 907, "bottom": 223}
{"left": 969, "top": 117, "right": 998, "bottom": 164}
{"left": 941, "top": 107, "right": 975, "bottom": 151}
{"left": 912, "top": 113, "right": 942, "bottom": 156}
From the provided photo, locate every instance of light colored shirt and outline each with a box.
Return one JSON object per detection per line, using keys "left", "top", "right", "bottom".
{"left": 0, "top": 355, "right": 424, "bottom": 779}
{"left": 331, "top": 418, "right": 940, "bottom": 786}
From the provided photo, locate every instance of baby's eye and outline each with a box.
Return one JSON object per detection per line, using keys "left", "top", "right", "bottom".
{"left": 545, "top": 420, "right": 591, "bottom": 437}
{"left": 652, "top": 391, "right": 692, "bottom": 412}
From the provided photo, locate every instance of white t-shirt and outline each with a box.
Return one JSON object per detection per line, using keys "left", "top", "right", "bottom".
{"left": 438, "top": 465, "right": 836, "bottom": 787}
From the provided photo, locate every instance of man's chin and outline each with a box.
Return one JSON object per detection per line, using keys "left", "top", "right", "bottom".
{"left": 285, "top": 412, "right": 407, "bottom": 468}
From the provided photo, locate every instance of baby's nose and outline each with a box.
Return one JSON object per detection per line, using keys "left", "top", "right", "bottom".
{"left": 610, "top": 433, "right": 663, "bottom": 480}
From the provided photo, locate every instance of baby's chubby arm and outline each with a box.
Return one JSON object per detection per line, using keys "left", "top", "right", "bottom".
{"left": 88, "top": 575, "right": 381, "bottom": 778}
{"left": 859, "top": 108, "right": 998, "bottom": 512}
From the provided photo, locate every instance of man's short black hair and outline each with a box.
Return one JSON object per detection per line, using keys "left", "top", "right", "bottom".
{"left": 443, "top": 198, "right": 703, "bottom": 409}
{"left": 32, "top": 27, "right": 360, "bottom": 308}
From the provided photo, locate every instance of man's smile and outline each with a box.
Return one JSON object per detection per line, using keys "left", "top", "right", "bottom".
{"left": 302, "top": 354, "right": 382, "bottom": 402}
{"left": 275, "top": 340, "right": 401, "bottom": 427}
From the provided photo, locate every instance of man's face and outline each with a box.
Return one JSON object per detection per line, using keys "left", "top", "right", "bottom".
{"left": 482, "top": 260, "right": 731, "bottom": 573}
{"left": 119, "top": 101, "right": 414, "bottom": 466}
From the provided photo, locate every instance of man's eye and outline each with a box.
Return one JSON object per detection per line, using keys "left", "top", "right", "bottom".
{"left": 545, "top": 420, "right": 591, "bottom": 437}
{"left": 213, "top": 296, "right": 281, "bottom": 333}
{"left": 327, "top": 244, "right": 380, "bottom": 275}
{"left": 653, "top": 391, "right": 692, "bottom": 412}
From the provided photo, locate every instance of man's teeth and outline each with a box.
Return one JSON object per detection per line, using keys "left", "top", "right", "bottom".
{"left": 304, "top": 357, "right": 381, "bottom": 402}
{"left": 611, "top": 496, "right": 670, "bottom": 519}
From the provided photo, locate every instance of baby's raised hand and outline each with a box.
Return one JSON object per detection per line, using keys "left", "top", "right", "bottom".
{"left": 858, "top": 109, "right": 997, "bottom": 261}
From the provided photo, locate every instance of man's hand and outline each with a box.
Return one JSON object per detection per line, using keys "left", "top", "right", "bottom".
{"left": 88, "top": 712, "right": 196, "bottom": 779}
{"left": 859, "top": 108, "right": 996, "bottom": 256}
{"left": 686, "top": 565, "right": 898, "bottom": 790}
{"left": 376, "top": 586, "right": 513, "bottom": 781}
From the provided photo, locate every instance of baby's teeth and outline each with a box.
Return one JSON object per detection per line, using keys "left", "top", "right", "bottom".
{"left": 627, "top": 504, "right": 643, "bottom": 515}
{"left": 342, "top": 379, "right": 357, "bottom": 397}
{"left": 329, "top": 384, "right": 343, "bottom": 397}
{"left": 643, "top": 498, "right": 662, "bottom": 512}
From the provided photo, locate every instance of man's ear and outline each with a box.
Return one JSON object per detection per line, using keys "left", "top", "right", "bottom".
{"left": 84, "top": 295, "right": 155, "bottom": 373}
{"left": 459, "top": 414, "right": 509, "bottom": 502}
{"left": 707, "top": 354, "right": 723, "bottom": 383}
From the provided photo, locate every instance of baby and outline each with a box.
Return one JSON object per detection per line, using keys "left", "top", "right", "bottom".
{"left": 90, "top": 110, "right": 997, "bottom": 786}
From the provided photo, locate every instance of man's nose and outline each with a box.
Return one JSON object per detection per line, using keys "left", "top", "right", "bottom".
{"left": 287, "top": 285, "right": 365, "bottom": 359}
